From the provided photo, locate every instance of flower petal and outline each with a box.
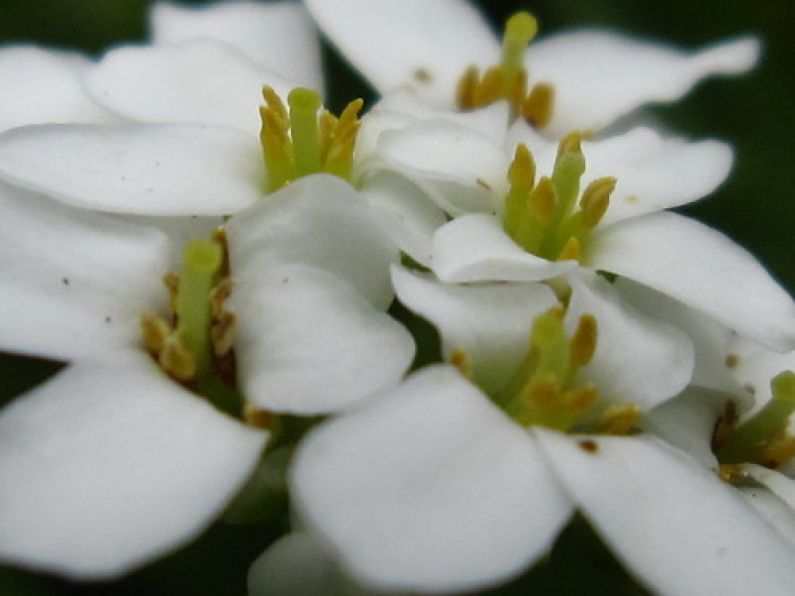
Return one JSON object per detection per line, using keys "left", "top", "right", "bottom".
{"left": 373, "top": 120, "right": 508, "bottom": 215}
{"left": 736, "top": 484, "right": 795, "bottom": 546}
{"left": 0, "top": 46, "right": 117, "bottom": 132}
{"left": 291, "top": 366, "right": 572, "bottom": 593}
{"left": 86, "top": 40, "right": 296, "bottom": 133}
{"left": 226, "top": 175, "right": 398, "bottom": 309}
{"left": 150, "top": 1, "right": 323, "bottom": 93}
{"left": 0, "top": 353, "right": 266, "bottom": 579}
{"left": 361, "top": 171, "right": 447, "bottom": 267}
{"left": 391, "top": 265, "right": 558, "bottom": 394}
{"left": 304, "top": 0, "right": 498, "bottom": 106}
{"left": 0, "top": 123, "right": 264, "bottom": 215}
{"left": 431, "top": 214, "right": 577, "bottom": 283}
{"left": 615, "top": 276, "right": 750, "bottom": 398}
{"left": 535, "top": 430, "right": 795, "bottom": 595}
{"left": 231, "top": 263, "right": 414, "bottom": 415}
{"left": 587, "top": 211, "right": 795, "bottom": 350}
{"left": 0, "top": 184, "right": 169, "bottom": 361}
{"left": 566, "top": 273, "right": 694, "bottom": 409}
{"left": 530, "top": 32, "right": 760, "bottom": 136}
{"left": 743, "top": 465, "right": 795, "bottom": 514}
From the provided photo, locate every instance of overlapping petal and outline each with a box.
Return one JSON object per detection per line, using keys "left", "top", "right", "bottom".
{"left": 150, "top": 0, "right": 323, "bottom": 93}
{"left": 0, "top": 353, "right": 266, "bottom": 578}
{"left": 291, "top": 366, "right": 572, "bottom": 593}
{"left": 587, "top": 211, "right": 795, "bottom": 350}
{"left": 535, "top": 430, "right": 795, "bottom": 596}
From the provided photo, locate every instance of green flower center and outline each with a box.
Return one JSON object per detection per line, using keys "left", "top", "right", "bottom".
{"left": 714, "top": 371, "right": 795, "bottom": 470}
{"left": 259, "top": 86, "right": 363, "bottom": 192}
{"left": 502, "top": 133, "right": 616, "bottom": 263}
{"left": 141, "top": 231, "right": 242, "bottom": 417}
{"left": 456, "top": 306, "right": 639, "bottom": 434}
{"left": 456, "top": 11, "right": 555, "bottom": 128}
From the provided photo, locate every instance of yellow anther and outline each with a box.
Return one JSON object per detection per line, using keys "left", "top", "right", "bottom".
{"left": 521, "top": 83, "right": 554, "bottom": 128}
{"left": 244, "top": 404, "right": 274, "bottom": 430}
{"left": 556, "top": 132, "right": 583, "bottom": 162}
{"left": 756, "top": 433, "right": 795, "bottom": 469}
{"left": 580, "top": 177, "right": 616, "bottom": 229}
{"left": 159, "top": 333, "right": 197, "bottom": 381}
{"left": 508, "top": 143, "right": 536, "bottom": 194}
{"left": 162, "top": 272, "right": 180, "bottom": 311}
{"left": 262, "top": 86, "right": 288, "bottom": 122}
{"left": 527, "top": 375, "right": 560, "bottom": 407}
{"left": 141, "top": 314, "right": 172, "bottom": 353}
{"left": 556, "top": 236, "right": 581, "bottom": 262}
{"left": 718, "top": 464, "right": 748, "bottom": 485}
{"left": 570, "top": 314, "right": 598, "bottom": 366}
{"left": 594, "top": 404, "right": 641, "bottom": 436}
{"left": 565, "top": 385, "right": 598, "bottom": 413}
{"left": 210, "top": 278, "right": 232, "bottom": 319}
{"left": 473, "top": 66, "right": 503, "bottom": 107}
{"left": 455, "top": 65, "right": 480, "bottom": 111}
{"left": 450, "top": 347, "right": 474, "bottom": 379}
{"left": 212, "top": 310, "right": 238, "bottom": 357}
{"left": 528, "top": 177, "right": 556, "bottom": 224}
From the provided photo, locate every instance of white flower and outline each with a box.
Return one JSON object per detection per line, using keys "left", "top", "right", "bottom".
{"left": 0, "top": 175, "right": 413, "bottom": 578}
{"left": 0, "top": 2, "right": 328, "bottom": 216}
{"left": 304, "top": 0, "right": 759, "bottom": 137}
{"left": 253, "top": 269, "right": 795, "bottom": 594}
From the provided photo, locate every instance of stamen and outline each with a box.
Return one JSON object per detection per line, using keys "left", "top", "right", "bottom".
{"left": 717, "top": 371, "right": 795, "bottom": 465}
{"left": 594, "top": 404, "right": 641, "bottom": 436}
{"left": 521, "top": 83, "right": 554, "bottom": 128}
{"left": 569, "top": 314, "right": 597, "bottom": 366}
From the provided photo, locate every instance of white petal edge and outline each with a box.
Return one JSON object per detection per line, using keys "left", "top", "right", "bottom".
{"left": 0, "top": 123, "right": 265, "bottom": 215}
{"left": 431, "top": 214, "right": 577, "bottom": 283}
{"left": 0, "top": 353, "right": 266, "bottom": 579}
{"left": 86, "top": 40, "right": 297, "bottom": 133}
{"left": 535, "top": 430, "right": 795, "bottom": 596}
{"left": 391, "top": 264, "right": 558, "bottom": 395}
{"left": 304, "top": 0, "right": 498, "bottom": 106}
{"left": 587, "top": 211, "right": 795, "bottom": 351}
{"left": 0, "top": 183, "right": 170, "bottom": 361}
{"left": 291, "top": 365, "right": 573, "bottom": 593}
{"left": 530, "top": 32, "right": 760, "bottom": 137}
{"left": 150, "top": 1, "right": 324, "bottom": 94}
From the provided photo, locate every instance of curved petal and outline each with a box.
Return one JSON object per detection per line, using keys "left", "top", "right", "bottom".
{"left": 361, "top": 171, "right": 447, "bottom": 267}
{"left": 0, "top": 46, "right": 117, "bottom": 132}
{"left": 227, "top": 175, "right": 398, "bottom": 309}
{"left": 587, "top": 211, "right": 795, "bottom": 351}
{"left": 431, "top": 214, "right": 577, "bottom": 283}
{"left": 291, "top": 366, "right": 573, "bottom": 593}
{"left": 643, "top": 386, "right": 727, "bottom": 469}
{"left": 743, "top": 465, "right": 795, "bottom": 513}
{"left": 566, "top": 273, "right": 694, "bottom": 409}
{"left": 231, "top": 263, "right": 414, "bottom": 415}
{"left": 374, "top": 120, "right": 508, "bottom": 215}
{"left": 0, "top": 123, "right": 264, "bottom": 215}
{"left": 535, "top": 430, "right": 795, "bottom": 596}
{"left": 0, "top": 184, "right": 169, "bottom": 361}
{"left": 86, "top": 40, "right": 295, "bottom": 133}
{"left": 150, "top": 1, "right": 323, "bottom": 93}
{"left": 530, "top": 32, "right": 760, "bottom": 137}
{"left": 391, "top": 265, "right": 558, "bottom": 395}
{"left": 304, "top": 0, "right": 498, "bottom": 106}
{"left": 737, "top": 485, "right": 795, "bottom": 546}
{"left": 0, "top": 353, "right": 266, "bottom": 579}
{"left": 615, "top": 276, "right": 750, "bottom": 398}
{"left": 248, "top": 533, "right": 353, "bottom": 596}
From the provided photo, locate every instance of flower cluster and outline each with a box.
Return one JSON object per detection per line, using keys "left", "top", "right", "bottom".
{"left": 1, "top": 1, "right": 794, "bottom": 595}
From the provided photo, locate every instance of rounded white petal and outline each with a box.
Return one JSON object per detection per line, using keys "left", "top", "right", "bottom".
{"left": 743, "top": 465, "right": 795, "bottom": 515}
{"left": 231, "top": 264, "right": 414, "bottom": 415}
{"left": 0, "top": 354, "right": 266, "bottom": 579}
{"left": 391, "top": 265, "right": 558, "bottom": 394}
{"left": 643, "top": 387, "right": 727, "bottom": 469}
{"left": 615, "top": 276, "right": 750, "bottom": 397}
{"left": 0, "top": 46, "right": 117, "bottom": 132}
{"left": 566, "top": 273, "right": 694, "bottom": 409}
{"left": 0, "top": 184, "right": 169, "bottom": 361}
{"left": 431, "top": 214, "right": 577, "bottom": 283}
{"left": 150, "top": 1, "right": 323, "bottom": 93}
{"left": 304, "top": 0, "right": 498, "bottom": 106}
{"left": 530, "top": 32, "right": 760, "bottom": 136}
{"left": 87, "top": 40, "right": 296, "bottom": 133}
{"left": 248, "top": 533, "right": 352, "bottom": 596}
{"left": 0, "top": 123, "right": 264, "bottom": 215}
{"left": 226, "top": 175, "right": 398, "bottom": 310}
{"left": 374, "top": 120, "right": 508, "bottom": 215}
{"left": 587, "top": 211, "right": 795, "bottom": 351}
{"left": 361, "top": 171, "right": 447, "bottom": 267}
{"left": 292, "top": 366, "right": 572, "bottom": 593}
{"left": 535, "top": 430, "right": 795, "bottom": 596}
{"left": 737, "top": 485, "right": 795, "bottom": 546}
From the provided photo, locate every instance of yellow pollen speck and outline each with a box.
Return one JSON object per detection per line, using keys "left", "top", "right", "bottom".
{"left": 626, "top": 195, "right": 640, "bottom": 204}
{"left": 141, "top": 314, "right": 171, "bottom": 353}
{"left": 244, "top": 404, "right": 274, "bottom": 430}
{"left": 719, "top": 464, "right": 747, "bottom": 485}
{"left": 450, "top": 347, "right": 474, "bottom": 379}
{"left": 578, "top": 439, "right": 599, "bottom": 453}
{"left": 413, "top": 68, "right": 433, "bottom": 83}
{"left": 725, "top": 353, "right": 740, "bottom": 369}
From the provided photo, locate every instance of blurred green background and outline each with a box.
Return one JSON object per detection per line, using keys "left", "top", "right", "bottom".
{"left": 0, "top": 1, "right": 791, "bottom": 594}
